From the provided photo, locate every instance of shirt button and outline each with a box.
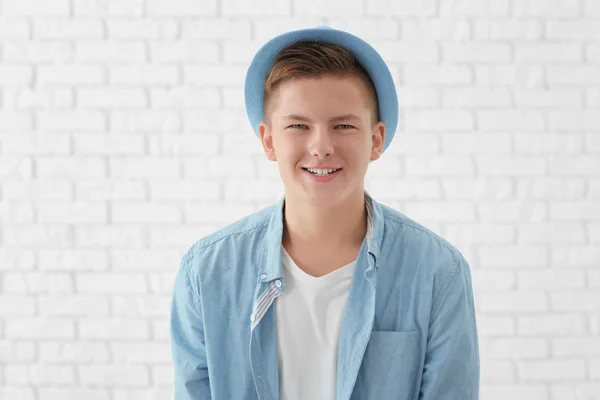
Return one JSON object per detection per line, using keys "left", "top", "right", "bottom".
{"left": 275, "top": 280, "right": 282, "bottom": 288}
{"left": 260, "top": 273, "right": 267, "bottom": 280}
{"left": 250, "top": 313, "right": 256, "bottom": 322}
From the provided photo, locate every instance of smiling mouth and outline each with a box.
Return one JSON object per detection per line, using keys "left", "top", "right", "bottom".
{"left": 302, "top": 167, "right": 342, "bottom": 176}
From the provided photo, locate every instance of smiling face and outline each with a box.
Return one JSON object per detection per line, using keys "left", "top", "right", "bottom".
{"left": 258, "top": 74, "right": 386, "bottom": 206}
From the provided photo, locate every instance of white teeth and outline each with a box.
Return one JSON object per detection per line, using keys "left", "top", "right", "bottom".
{"left": 306, "top": 168, "right": 339, "bottom": 176}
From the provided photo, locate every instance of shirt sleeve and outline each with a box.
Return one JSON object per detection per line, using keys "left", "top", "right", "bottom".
{"left": 170, "top": 252, "right": 212, "bottom": 399}
{"left": 419, "top": 253, "right": 480, "bottom": 400}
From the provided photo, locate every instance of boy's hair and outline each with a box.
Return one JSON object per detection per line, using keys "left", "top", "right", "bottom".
{"left": 263, "top": 41, "right": 380, "bottom": 127}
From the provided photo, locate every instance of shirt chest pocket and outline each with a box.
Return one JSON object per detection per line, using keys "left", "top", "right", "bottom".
{"left": 351, "top": 330, "right": 423, "bottom": 400}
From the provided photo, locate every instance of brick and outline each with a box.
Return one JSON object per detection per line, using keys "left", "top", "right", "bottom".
{"left": 150, "top": 87, "right": 220, "bottom": 109}
{"left": 37, "top": 157, "right": 106, "bottom": 178}
{"left": 514, "top": 0, "right": 580, "bottom": 17}
{"left": 0, "top": 65, "right": 33, "bottom": 85}
{"left": 514, "top": 89, "right": 582, "bottom": 107}
{"left": 472, "top": 270, "right": 514, "bottom": 290}
{"left": 151, "top": 41, "right": 218, "bottom": 63}
{"left": 517, "top": 360, "right": 585, "bottom": 381}
{"left": 0, "top": 201, "right": 35, "bottom": 223}
{"left": 39, "top": 250, "right": 108, "bottom": 271}
{"left": 328, "top": 19, "right": 400, "bottom": 39}
{"left": 112, "top": 203, "right": 181, "bottom": 223}
{"left": 405, "top": 110, "right": 473, "bottom": 131}
{"left": 551, "top": 246, "right": 600, "bottom": 267}
{"left": 551, "top": 201, "right": 600, "bottom": 220}
{"left": 76, "top": 41, "right": 146, "bottom": 62}
{"left": 39, "top": 295, "right": 109, "bottom": 317}
{"left": 367, "top": 178, "right": 441, "bottom": 200}
{"left": 0, "top": 249, "right": 36, "bottom": 270}
{"left": 112, "top": 295, "right": 171, "bottom": 316}
{"left": 550, "top": 291, "right": 600, "bottom": 311}
{"left": 79, "top": 320, "right": 149, "bottom": 340}
{"left": 516, "top": 178, "right": 586, "bottom": 200}
{"left": 441, "top": 0, "right": 509, "bottom": 15}
{"left": 445, "top": 224, "right": 514, "bottom": 245}
{"left": 442, "top": 133, "right": 511, "bottom": 153}
{"left": 367, "top": 0, "right": 437, "bottom": 16}
{"left": 184, "top": 65, "right": 246, "bottom": 85}
{"left": 405, "top": 155, "right": 474, "bottom": 176}
{"left": 444, "top": 43, "right": 511, "bottom": 62}
{"left": 476, "top": 65, "right": 544, "bottom": 88}
{"left": 1, "top": 42, "right": 70, "bottom": 63}
{"left": 478, "top": 201, "right": 546, "bottom": 222}
{"left": 40, "top": 342, "right": 109, "bottom": 363}
{"left": 477, "top": 156, "right": 546, "bottom": 176}
{"left": 75, "top": 226, "right": 144, "bottom": 248}
{"left": 34, "top": 19, "right": 103, "bottom": 39}
{"left": 110, "top": 110, "right": 180, "bottom": 131}
{"left": 2, "top": 273, "right": 73, "bottom": 293}
{"left": 109, "top": 65, "right": 179, "bottom": 86}
{"left": 519, "top": 223, "right": 585, "bottom": 244}
{"left": 73, "top": 133, "right": 145, "bottom": 155}
{"left": 149, "top": 179, "right": 220, "bottom": 200}
{"left": 518, "top": 270, "right": 586, "bottom": 290}
{"left": 4, "top": 226, "right": 71, "bottom": 248}
{"left": 442, "top": 88, "right": 511, "bottom": 107}
{"left": 404, "top": 201, "right": 476, "bottom": 222}
{"left": 479, "top": 292, "right": 548, "bottom": 312}
{"left": 0, "top": 295, "right": 35, "bottom": 315}
{"left": 404, "top": 64, "right": 472, "bottom": 85}
{"left": 74, "top": 0, "right": 143, "bottom": 16}
{"left": 0, "top": 134, "right": 69, "bottom": 155}
{"left": 109, "top": 157, "right": 179, "bottom": 178}
{"left": 548, "top": 66, "right": 600, "bottom": 85}
{"left": 39, "top": 388, "right": 110, "bottom": 400}
{"left": 147, "top": 134, "right": 220, "bottom": 156}
{"left": 516, "top": 44, "right": 582, "bottom": 63}
{"left": 146, "top": 0, "right": 217, "bottom": 16}
{"left": 551, "top": 383, "right": 600, "bottom": 400}
{"left": 0, "top": 157, "right": 33, "bottom": 179}
{"left": 75, "top": 180, "right": 146, "bottom": 201}
{"left": 548, "top": 156, "right": 600, "bottom": 175}
{"left": 0, "top": 341, "right": 36, "bottom": 362}
{"left": 37, "top": 111, "right": 106, "bottom": 131}
{"left": 76, "top": 274, "right": 148, "bottom": 293}
{"left": 402, "top": 20, "right": 469, "bottom": 41}
{"left": 479, "top": 246, "right": 547, "bottom": 267}
{"left": 478, "top": 110, "right": 545, "bottom": 131}
{"left": 0, "top": 111, "right": 33, "bottom": 132}
{"left": 2, "top": 87, "right": 73, "bottom": 108}
{"left": 5, "top": 318, "right": 74, "bottom": 339}
{"left": 480, "top": 385, "right": 548, "bottom": 400}
{"left": 108, "top": 20, "right": 178, "bottom": 39}
{"left": 38, "top": 66, "right": 104, "bottom": 85}
{"left": 111, "top": 343, "right": 171, "bottom": 363}
{"left": 37, "top": 202, "right": 107, "bottom": 224}
{"left": 1, "top": 0, "right": 69, "bottom": 16}
{"left": 547, "top": 21, "right": 600, "bottom": 39}
{"left": 186, "top": 202, "right": 256, "bottom": 224}
{"left": 518, "top": 314, "right": 586, "bottom": 335}
{"left": 552, "top": 338, "right": 600, "bottom": 357}
{"left": 550, "top": 110, "right": 600, "bottom": 130}
{"left": 474, "top": 21, "right": 542, "bottom": 40}
{"left": 78, "top": 365, "right": 149, "bottom": 386}
{"left": 182, "top": 18, "right": 251, "bottom": 39}
{"left": 294, "top": 0, "right": 360, "bottom": 16}
{"left": 480, "top": 338, "right": 548, "bottom": 359}
{"left": 481, "top": 360, "right": 515, "bottom": 383}
{"left": 516, "top": 133, "right": 583, "bottom": 154}
{"left": 378, "top": 42, "right": 439, "bottom": 63}
{"left": 5, "top": 364, "right": 75, "bottom": 385}
{"left": 0, "top": 19, "right": 30, "bottom": 39}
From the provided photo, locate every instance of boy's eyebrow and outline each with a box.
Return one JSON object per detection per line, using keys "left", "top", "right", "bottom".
{"left": 283, "top": 114, "right": 360, "bottom": 122}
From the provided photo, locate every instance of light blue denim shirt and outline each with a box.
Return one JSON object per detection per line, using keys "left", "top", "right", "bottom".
{"left": 170, "top": 190, "right": 480, "bottom": 399}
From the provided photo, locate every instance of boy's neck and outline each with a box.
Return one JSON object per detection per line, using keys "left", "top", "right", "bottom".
{"left": 281, "top": 189, "right": 368, "bottom": 254}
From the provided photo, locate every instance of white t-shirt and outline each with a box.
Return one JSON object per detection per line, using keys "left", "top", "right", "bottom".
{"left": 275, "top": 246, "right": 356, "bottom": 400}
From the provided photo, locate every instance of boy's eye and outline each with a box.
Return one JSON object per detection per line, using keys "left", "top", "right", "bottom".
{"left": 288, "top": 124, "right": 355, "bottom": 130}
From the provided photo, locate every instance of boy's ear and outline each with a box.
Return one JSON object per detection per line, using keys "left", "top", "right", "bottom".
{"left": 259, "top": 122, "right": 277, "bottom": 162}
{"left": 370, "top": 121, "right": 386, "bottom": 161}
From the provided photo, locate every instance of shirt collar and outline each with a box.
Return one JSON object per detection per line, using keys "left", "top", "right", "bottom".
{"left": 260, "top": 190, "right": 384, "bottom": 282}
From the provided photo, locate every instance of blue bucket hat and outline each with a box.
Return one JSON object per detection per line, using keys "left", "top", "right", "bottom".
{"left": 244, "top": 25, "right": 399, "bottom": 155}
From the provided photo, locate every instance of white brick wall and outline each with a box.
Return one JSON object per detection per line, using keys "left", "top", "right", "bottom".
{"left": 0, "top": 0, "right": 599, "bottom": 398}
